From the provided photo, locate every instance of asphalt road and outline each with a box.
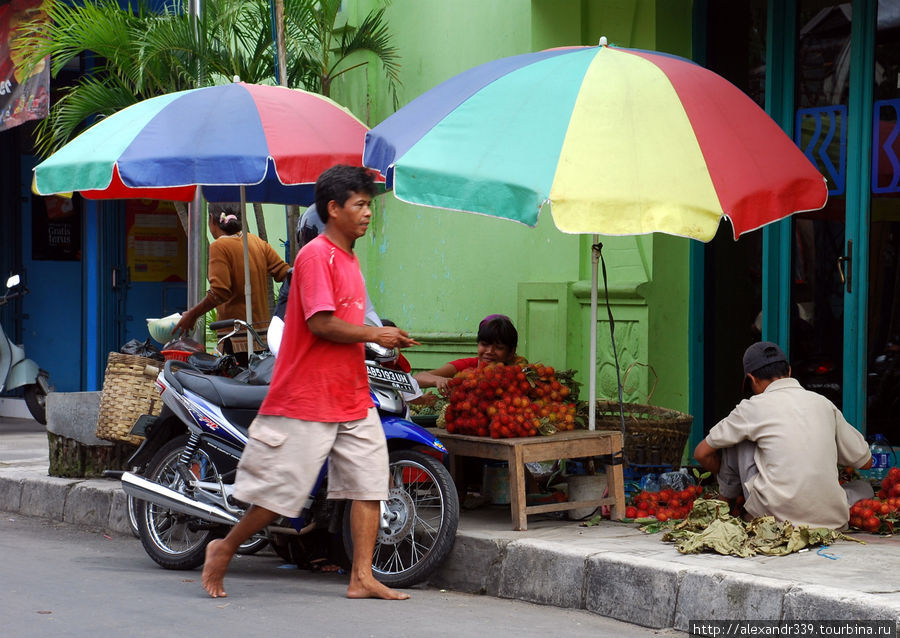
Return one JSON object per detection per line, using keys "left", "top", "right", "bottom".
{"left": 0, "top": 512, "right": 685, "bottom": 638}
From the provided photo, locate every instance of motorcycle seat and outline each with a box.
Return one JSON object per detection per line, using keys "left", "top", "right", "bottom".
{"left": 175, "top": 369, "right": 269, "bottom": 409}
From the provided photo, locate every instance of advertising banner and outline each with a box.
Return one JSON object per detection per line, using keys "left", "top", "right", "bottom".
{"left": 126, "top": 200, "right": 187, "bottom": 283}
{"left": 31, "top": 194, "right": 81, "bottom": 261}
{"left": 0, "top": 0, "right": 50, "bottom": 132}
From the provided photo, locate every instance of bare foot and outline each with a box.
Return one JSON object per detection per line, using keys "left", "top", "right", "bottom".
{"left": 346, "top": 574, "right": 410, "bottom": 600}
{"left": 201, "top": 539, "right": 231, "bottom": 598}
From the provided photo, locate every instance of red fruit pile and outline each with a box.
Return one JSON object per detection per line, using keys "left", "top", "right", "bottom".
{"left": 848, "top": 467, "right": 900, "bottom": 534}
{"left": 444, "top": 363, "right": 577, "bottom": 438}
{"left": 849, "top": 497, "right": 898, "bottom": 534}
{"left": 626, "top": 486, "right": 705, "bottom": 522}
{"left": 876, "top": 466, "right": 900, "bottom": 500}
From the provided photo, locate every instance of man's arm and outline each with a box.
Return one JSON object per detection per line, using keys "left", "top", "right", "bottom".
{"left": 307, "top": 311, "right": 419, "bottom": 349}
{"left": 693, "top": 439, "right": 721, "bottom": 476}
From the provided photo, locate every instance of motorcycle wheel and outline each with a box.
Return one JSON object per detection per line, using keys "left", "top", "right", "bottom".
{"left": 23, "top": 379, "right": 48, "bottom": 425}
{"left": 236, "top": 535, "right": 269, "bottom": 555}
{"left": 126, "top": 495, "right": 140, "bottom": 538}
{"left": 135, "top": 435, "right": 225, "bottom": 570}
{"left": 342, "top": 449, "right": 459, "bottom": 588}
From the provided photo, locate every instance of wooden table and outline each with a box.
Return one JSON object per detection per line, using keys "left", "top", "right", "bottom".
{"left": 427, "top": 428, "right": 626, "bottom": 530}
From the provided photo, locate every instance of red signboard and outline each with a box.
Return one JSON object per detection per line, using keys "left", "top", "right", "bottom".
{"left": 0, "top": 0, "right": 50, "bottom": 132}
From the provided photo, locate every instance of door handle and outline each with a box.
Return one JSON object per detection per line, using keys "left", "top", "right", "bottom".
{"left": 837, "top": 240, "right": 852, "bottom": 293}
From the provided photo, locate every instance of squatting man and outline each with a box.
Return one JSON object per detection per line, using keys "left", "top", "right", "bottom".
{"left": 694, "top": 341, "right": 873, "bottom": 530}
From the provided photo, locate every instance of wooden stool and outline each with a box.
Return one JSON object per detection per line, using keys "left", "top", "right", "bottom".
{"left": 428, "top": 428, "right": 626, "bottom": 530}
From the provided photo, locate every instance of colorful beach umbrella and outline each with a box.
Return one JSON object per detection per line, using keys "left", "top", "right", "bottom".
{"left": 364, "top": 39, "right": 828, "bottom": 430}
{"left": 34, "top": 81, "right": 375, "bottom": 353}
{"left": 365, "top": 40, "right": 826, "bottom": 242}
{"left": 34, "top": 81, "right": 373, "bottom": 205}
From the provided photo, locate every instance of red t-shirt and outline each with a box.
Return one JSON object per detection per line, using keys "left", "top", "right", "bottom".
{"left": 259, "top": 236, "right": 372, "bottom": 422}
{"left": 450, "top": 357, "right": 479, "bottom": 372}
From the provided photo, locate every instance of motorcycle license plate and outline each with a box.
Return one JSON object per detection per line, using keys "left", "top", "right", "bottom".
{"left": 366, "top": 365, "right": 415, "bottom": 394}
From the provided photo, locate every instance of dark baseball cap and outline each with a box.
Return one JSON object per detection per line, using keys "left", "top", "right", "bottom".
{"left": 743, "top": 341, "right": 787, "bottom": 376}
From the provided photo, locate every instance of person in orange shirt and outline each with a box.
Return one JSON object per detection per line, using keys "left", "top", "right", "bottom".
{"left": 173, "top": 203, "right": 290, "bottom": 365}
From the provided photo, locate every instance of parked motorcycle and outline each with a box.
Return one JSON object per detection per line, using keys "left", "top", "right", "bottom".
{"left": 121, "top": 319, "right": 459, "bottom": 588}
{"left": 0, "top": 274, "right": 52, "bottom": 424}
{"left": 122, "top": 322, "right": 265, "bottom": 553}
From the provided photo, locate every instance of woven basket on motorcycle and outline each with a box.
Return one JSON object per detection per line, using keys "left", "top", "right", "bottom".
{"left": 95, "top": 352, "right": 163, "bottom": 446}
{"left": 586, "top": 400, "right": 693, "bottom": 468}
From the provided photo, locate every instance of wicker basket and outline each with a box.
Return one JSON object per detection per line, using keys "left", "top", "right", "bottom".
{"left": 589, "top": 400, "right": 693, "bottom": 468}
{"left": 95, "top": 352, "right": 163, "bottom": 445}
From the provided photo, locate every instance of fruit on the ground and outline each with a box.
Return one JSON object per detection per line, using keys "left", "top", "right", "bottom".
{"left": 629, "top": 485, "right": 703, "bottom": 522}
{"left": 849, "top": 496, "right": 898, "bottom": 534}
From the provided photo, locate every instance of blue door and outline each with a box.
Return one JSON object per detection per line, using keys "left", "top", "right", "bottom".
{"left": 20, "top": 158, "right": 83, "bottom": 391}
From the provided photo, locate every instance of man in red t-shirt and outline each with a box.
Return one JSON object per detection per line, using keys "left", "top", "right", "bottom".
{"left": 201, "top": 165, "right": 418, "bottom": 601}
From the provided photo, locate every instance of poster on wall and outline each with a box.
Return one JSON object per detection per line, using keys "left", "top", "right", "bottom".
{"left": 31, "top": 194, "right": 81, "bottom": 261}
{"left": 126, "top": 200, "right": 187, "bottom": 282}
{"left": 0, "top": 0, "right": 50, "bottom": 132}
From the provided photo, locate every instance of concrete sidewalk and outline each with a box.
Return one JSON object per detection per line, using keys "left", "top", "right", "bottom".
{"left": 2, "top": 412, "right": 899, "bottom": 633}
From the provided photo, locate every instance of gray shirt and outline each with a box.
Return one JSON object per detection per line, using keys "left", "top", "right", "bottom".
{"left": 706, "top": 378, "right": 870, "bottom": 529}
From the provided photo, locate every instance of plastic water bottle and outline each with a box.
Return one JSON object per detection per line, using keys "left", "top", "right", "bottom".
{"left": 867, "top": 434, "right": 894, "bottom": 482}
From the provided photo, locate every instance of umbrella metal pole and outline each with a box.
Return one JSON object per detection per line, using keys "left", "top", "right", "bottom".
{"left": 240, "top": 186, "right": 253, "bottom": 356}
{"left": 589, "top": 235, "right": 599, "bottom": 431}
{"left": 595, "top": 240, "right": 629, "bottom": 465}
{"left": 188, "top": 190, "right": 206, "bottom": 344}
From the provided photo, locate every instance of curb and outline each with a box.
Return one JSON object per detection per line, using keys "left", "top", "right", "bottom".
{"left": 1, "top": 469, "right": 132, "bottom": 536}
{"left": 3, "top": 467, "right": 900, "bottom": 630}
{"left": 432, "top": 536, "right": 900, "bottom": 631}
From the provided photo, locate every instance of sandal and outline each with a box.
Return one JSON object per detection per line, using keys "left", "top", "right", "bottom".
{"left": 309, "top": 557, "right": 342, "bottom": 573}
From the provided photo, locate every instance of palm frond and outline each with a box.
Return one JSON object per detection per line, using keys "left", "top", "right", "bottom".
{"left": 329, "top": 8, "right": 402, "bottom": 108}
{"left": 13, "top": 0, "right": 146, "bottom": 78}
{"left": 20, "top": 0, "right": 404, "bottom": 155}
{"left": 33, "top": 77, "right": 139, "bottom": 157}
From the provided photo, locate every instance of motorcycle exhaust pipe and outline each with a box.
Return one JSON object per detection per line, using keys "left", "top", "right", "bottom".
{"left": 121, "top": 472, "right": 240, "bottom": 526}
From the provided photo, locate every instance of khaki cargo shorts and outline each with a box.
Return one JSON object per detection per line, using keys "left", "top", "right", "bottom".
{"left": 233, "top": 408, "right": 389, "bottom": 518}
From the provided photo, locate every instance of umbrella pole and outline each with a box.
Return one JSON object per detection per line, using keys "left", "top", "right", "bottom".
{"left": 589, "top": 235, "right": 599, "bottom": 431}
{"left": 594, "top": 240, "right": 628, "bottom": 466}
{"left": 187, "top": 191, "right": 206, "bottom": 344}
{"left": 240, "top": 185, "right": 253, "bottom": 357}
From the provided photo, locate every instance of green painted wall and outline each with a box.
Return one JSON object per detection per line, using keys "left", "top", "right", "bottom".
{"left": 327, "top": 0, "right": 694, "bottom": 414}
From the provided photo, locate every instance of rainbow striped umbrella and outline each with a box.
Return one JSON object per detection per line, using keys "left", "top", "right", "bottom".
{"left": 365, "top": 40, "right": 828, "bottom": 431}
{"left": 365, "top": 40, "right": 827, "bottom": 242}
{"left": 34, "top": 81, "right": 373, "bottom": 205}
{"left": 33, "top": 81, "right": 374, "bottom": 353}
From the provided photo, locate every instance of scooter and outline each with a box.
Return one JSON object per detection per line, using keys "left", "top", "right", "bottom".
{"left": 121, "top": 319, "right": 459, "bottom": 588}
{"left": 0, "top": 274, "right": 52, "bottom": 424}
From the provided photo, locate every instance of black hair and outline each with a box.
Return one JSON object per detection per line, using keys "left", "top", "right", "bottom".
{"left": 209, "top": 202, "right": 242, "bottom": 235}
{"left": 477, "top": 315, "right": 517, "bottom": 351}
{"left": 750, "top": 360, "right": 789, "bottom": 381}
{"left": 314, "top": 165, "right": 376, "bottom": 224}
